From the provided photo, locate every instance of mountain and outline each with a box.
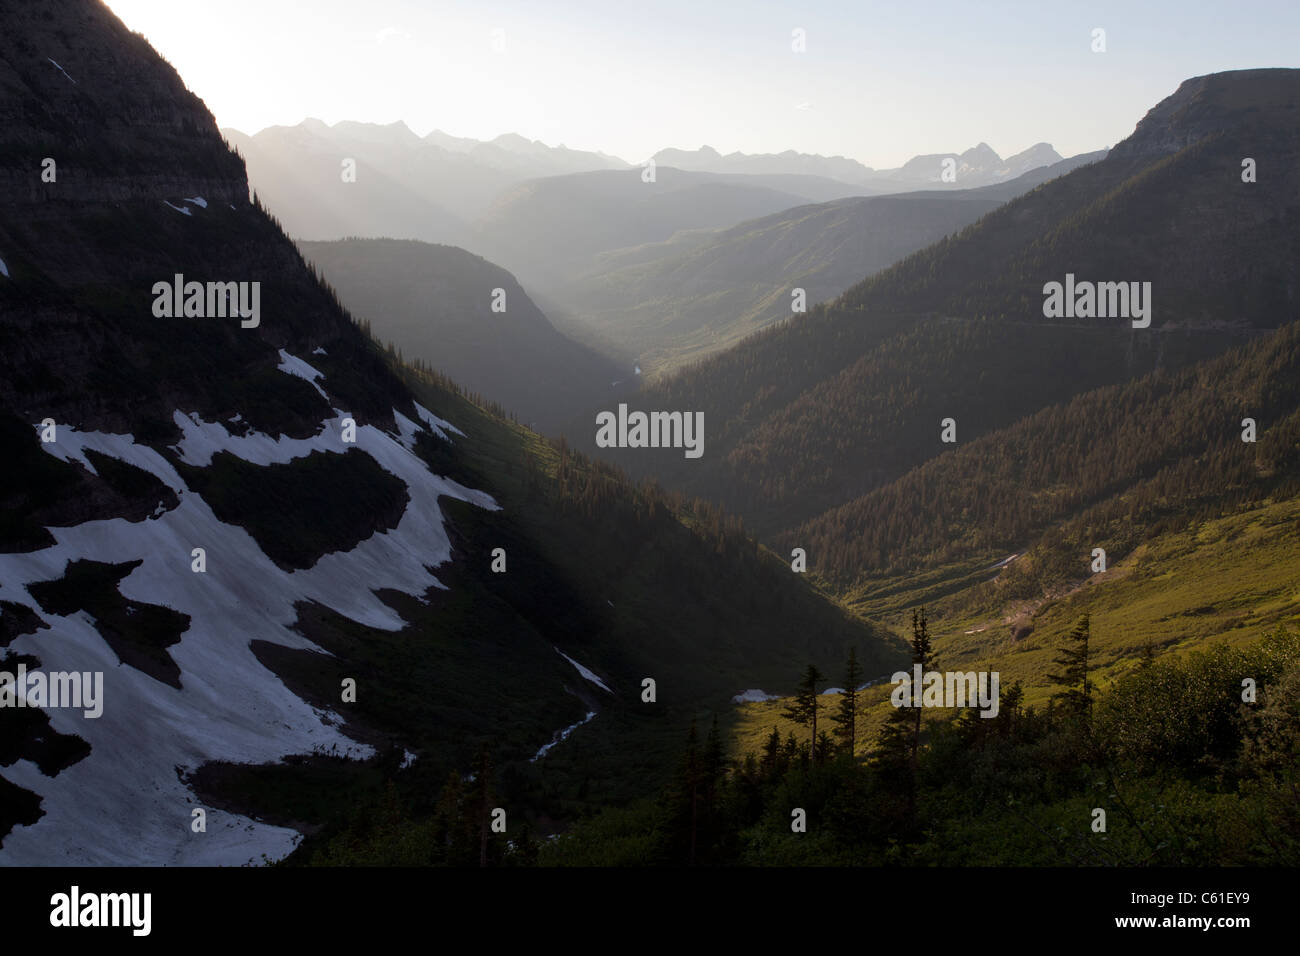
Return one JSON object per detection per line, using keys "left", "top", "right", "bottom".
{"left": 0, "top": 0, "right": 898, "bottom": 865}
{"left": 651, "top": 141, "right": 1065, "bottom": 190}
{"left": 470, "top": 166, "right": 827, "bottom": 289}
{"left": 544, "top": 75, "right": 1300, "bottom": 870}
{"left": 598, "top": 69, "right": 1300, "bottom": 538}
{"left": 792, "top": 318, "right": 1300, "bottom": 599}
{"left": 468, "top": 132, "right": 628, "bottom": 176}
{"left": 650, "top": 145, "right": 884, "bottom": 187}
{"left": 296, "top": 238, "right": 626, "bottom": 434}
{"left": 223, "top": 119, "right": 629, "bottom": 235}
{"left": 550, "top": 151, "right": 1106, "bottom": 376}
{"left": 223, "top": 122, "right": 471, "bottom": 243}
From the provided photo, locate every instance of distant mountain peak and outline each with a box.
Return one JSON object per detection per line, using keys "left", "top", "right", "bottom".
{"left": 491, "top": 132, "right": 537, "bottom": 150}
{"left": 961, "top": 142, "right": 1001, "bottom": 164}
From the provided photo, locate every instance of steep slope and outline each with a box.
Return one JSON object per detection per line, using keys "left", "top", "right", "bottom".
{"left": 552, "top": 152, "right": 1105, "bottom": 376}
{"left": 297, "top": 238, "right": 625, "bottom": 435}
{"left": 791, "top": 319, "right": 1300, "bottom": 597}
{"left": 607, "top": 70, "right": 1300, "bottom": 536}
{"left": 0, "top": 0, "right": 898, "bottom": 865}
{"left": 764, "top": 322, "right": 1300, "bottom": 748}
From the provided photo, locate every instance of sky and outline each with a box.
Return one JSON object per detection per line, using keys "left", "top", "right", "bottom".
{"left": 105, "top": 0, "right": 1300, "bottom": 167}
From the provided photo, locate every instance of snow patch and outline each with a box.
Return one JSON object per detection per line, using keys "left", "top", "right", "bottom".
{"left": 390, "top": 408, "right": 426, "bottom": 451}
{"left": 555, "top": 648, "right": 613, "bottom": 694}
{"left": 184, "top": 196, "right": 208, "bottom": 209}
{"left": 731, "top": 689, "right": 780, "bottom": 704}
{"left": 987, "top": 553, "right": 1020, "bottom": 572}
{"left": 0, "top": 408, "right": 498, "bottom": 866}
{"left": 312, "top": 347, "right": 328, "bottom": 356}
{"left": 400, "top": 750, "right": 417, "bottom": 770}
{"left": 275, "top": 349, "right": 328, "bottom": 400}
{"left": 163, "top": 201, "right": 192, "bottom": 216}
{"left": 530, "top": 711, "right": 596, "bottom": 762}
{"left": 415, "top": 402, "right": 462, "bottom": 438}
{"left": 47, "top": 58, "right": 77, "bottom": 84}
{"left": 0, "top": 256, "right": 8, "bottom": 278}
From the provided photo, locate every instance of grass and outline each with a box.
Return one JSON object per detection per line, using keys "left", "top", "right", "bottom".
{"left": 731, "top": 495, "right": 1300, "bottom": 748}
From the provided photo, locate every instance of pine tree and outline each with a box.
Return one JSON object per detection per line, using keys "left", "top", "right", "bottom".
{"left": 473, "top": 744, "right": 494, "bottom": 867}
{"left": 1049, "top": 614, "right": 1093, "bottom": 722}
{"left": 873, "top": 608, "right": 933, "bottom": 819}
{"left": 432, "top": 771, "right": 469, "bottom": 866}
{"left": 996, "top": 679, "right": 1025, "bottom": 740}
{"left": 782, "top": 664, "right": 827, "bottom": 760}
{"left": 832, "top": 647, "right": 863, "bottom": 757}
{"left": 510, "top": 821, "right": 539, "bottom": 866}
{"left": 760, "top": 726, "right": 782, "bottom": 781}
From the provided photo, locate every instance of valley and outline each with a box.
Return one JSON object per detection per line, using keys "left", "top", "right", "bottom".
{"left": 0, "top": 0, "right": 1296, "bottom": 876}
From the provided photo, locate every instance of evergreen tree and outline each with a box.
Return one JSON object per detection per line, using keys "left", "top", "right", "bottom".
{"left": 996, "top": 679, "right": 1025, "bottom": 740}
{"left": 760, "top": 725, "right": 782, "bottom": 781}
{"left": 432, "top": 770, "right": 471, "bottom": 866}
{"left": 873, "top": 608, "right": 933, "bottom": 819}
{"left": 782, "top": 664, "right": 827, "bottom": 760}
{"left": 473, "top": 744, "right": 495, "bottom": 867}
{"left": 832, "top": 647, "right": 863, "bottom": 757}
{"left": 510, "top": 821, "right": 540, "bottom": 867}
{"left": 1049, "top": 614, "right": 1093, "bottom": 722}
{"left": 657, "top": 720, "right": 701, "bottom": 864}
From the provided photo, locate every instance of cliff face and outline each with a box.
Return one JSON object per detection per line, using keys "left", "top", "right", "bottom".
{"left": 1109, "top": 68, "right": 1300, "bottom": 161}
{"left": 0, "top": 0, "right": 407, "bottom": 439}
{"left": 0, "top": 0, "right": 247, "bottom": 206}
{"left": 0, "top": 0, "right": 481, "bottom": 865}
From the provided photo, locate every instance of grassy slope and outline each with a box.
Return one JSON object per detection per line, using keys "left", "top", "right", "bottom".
{"left": 730, "top": 495, "right": 1300, "bottom": 758}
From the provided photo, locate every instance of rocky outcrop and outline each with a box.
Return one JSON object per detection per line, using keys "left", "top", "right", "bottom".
{"left": 0, "top": 0, "right": 247, "bottom": 206}
{"left": 1109, "top": 68, "right": 1300, "bottom": 161}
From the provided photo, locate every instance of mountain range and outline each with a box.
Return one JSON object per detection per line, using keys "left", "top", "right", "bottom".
{"left": 546, "top": 150, "right": 1108, "bottom": 376}
{"left": 606, "top": 68, "right": 1300, "bottom": 540}
{"left": 0, "top": 0, "right": 896, "bottom": 865}
{"left": 3, "top": 0, "right": 1298, "bottom": 873}
{"left": 651, "top": 141, "right": 1065, "bottom": 188}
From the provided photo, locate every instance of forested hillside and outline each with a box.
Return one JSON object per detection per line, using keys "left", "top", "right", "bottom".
{"left": 601, "top": 70, "right": 1300, "bottom": 539}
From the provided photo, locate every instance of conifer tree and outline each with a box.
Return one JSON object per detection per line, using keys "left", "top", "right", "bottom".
{"left": 1049, "top": 614, "right": 1093, "bottom": 722}
{"left": 832, "top": 647, "right": 863, "bottom": 757}
{"left": 873, "top": 608, "right": 933, "bottom": 818}
{"left": 996, "top": 679, "right": 1025, "bottom": 740}
{"left": 473, "top": 744, "right": 494, "bottom": 867}
{"left": 760, "top": 726, "right": 782, "bottom": 781}
{"left": 782, "top": 664, "right": 827, "bottom": 760}
{"left": 432, "top": 771, "right": 469, "bottom": 866}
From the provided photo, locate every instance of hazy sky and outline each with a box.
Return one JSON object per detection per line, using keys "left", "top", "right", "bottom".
{"left": 106, "top": 0, "right": 1300, "bottom": 167}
